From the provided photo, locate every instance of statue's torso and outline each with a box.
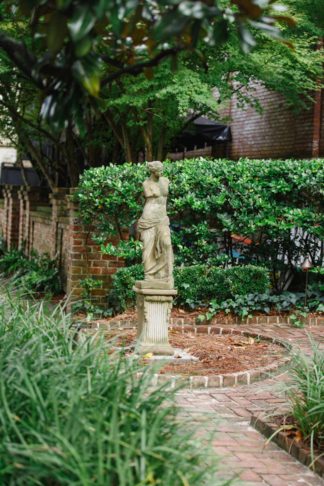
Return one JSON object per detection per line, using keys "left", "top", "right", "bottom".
{"left": 141, "top": 177, "right": 169, "bottom": 221}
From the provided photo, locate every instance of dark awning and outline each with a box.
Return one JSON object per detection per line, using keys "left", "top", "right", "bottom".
{"left": 0, "top": 165, "right": 41, "bottom": 186}
{"left": 172, "top": 116, "right": 231, "bottom": 150}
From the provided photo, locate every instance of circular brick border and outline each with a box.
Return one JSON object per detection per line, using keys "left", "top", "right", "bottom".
{"left": 83, "top": 318, "right": 292, "bottom": 389}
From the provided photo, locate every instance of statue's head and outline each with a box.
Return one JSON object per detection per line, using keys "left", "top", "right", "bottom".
{"left": 147, "top": 160, "right": 163, "bottom": 177}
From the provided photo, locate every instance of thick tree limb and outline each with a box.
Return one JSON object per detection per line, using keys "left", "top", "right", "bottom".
{"left": 101, "top": 46, "right": 184, "bottom": 86}
{"left": 0, "top": 32, "right": 41, "bottom": 87}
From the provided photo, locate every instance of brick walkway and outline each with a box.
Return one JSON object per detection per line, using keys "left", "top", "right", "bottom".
{"left": 177, "top": 323, "right": 324, "bottom": 486}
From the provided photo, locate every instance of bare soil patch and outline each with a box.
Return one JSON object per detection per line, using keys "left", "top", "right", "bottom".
{"left": 105, "top": 328, "right": 286, "bottom": 376}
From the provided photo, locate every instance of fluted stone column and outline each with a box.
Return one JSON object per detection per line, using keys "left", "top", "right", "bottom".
{"left": 134, "top": 288, "right": 177, "bottom": 355}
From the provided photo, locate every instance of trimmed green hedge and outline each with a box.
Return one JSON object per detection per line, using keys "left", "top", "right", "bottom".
{"left": 108, "top": 264, "right": 270, "bottom": 313}
{"left": 76, "top": 158, "right": 324, "bottom": 291}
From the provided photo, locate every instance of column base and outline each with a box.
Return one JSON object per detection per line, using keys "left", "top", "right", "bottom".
{"left": 135, "top": 343, "right": 175, "bottom": 356}
{"left": 133, "top": 286, "right": 177, "bottom": 356}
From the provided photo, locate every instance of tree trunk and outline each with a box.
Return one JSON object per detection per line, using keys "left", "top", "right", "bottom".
{"left": 121, "top": 123, "right": 135, "bottom": 162}
{"left": 156, "top": 128, "right": 165, "bottom": 161}
{"left": 142, "top": 102, "right": 154, "bottom": 161}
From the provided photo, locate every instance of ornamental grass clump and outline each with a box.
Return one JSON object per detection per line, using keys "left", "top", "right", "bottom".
{"left": 290, "top": 345, "right": 324, "bottom": 458}
{"left": 0, "top": 294, "right": 219, "bottom": 485}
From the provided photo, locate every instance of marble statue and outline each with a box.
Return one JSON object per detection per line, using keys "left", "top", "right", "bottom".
{"left": 136, "top": 160, "right": 174, "bottom": 289}
{"left": 133, "top": 161, "right": 177, "bottom": 355}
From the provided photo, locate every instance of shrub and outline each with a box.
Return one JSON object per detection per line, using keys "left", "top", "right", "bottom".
{"left": 0, "top": 293, "right": 218, "bottom": 485}
{"left": 110, "top": 264, "right": 270, "bottom": 313}
{"left": 76, "top": 158, "right": 324, "bottom": 290}
{"left": 290, "top": 345, "right": 324, "bottom": 456}
{"left": 0, "top": 249, "right": 31, "bottom": 275}
{"left": 199, "top": 289, "right": 324, "bottom": 320}
{"left": 0, "top": 250, "right": 61, "bottom": 294}
{"left": 222, "top": 265, "right": 271, "bottom": 296}
{"left": 108, "top": 264, "right": 143, "bottom": 313}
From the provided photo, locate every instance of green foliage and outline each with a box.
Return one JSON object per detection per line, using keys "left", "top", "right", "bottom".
{"left": 176, "top": 265, "right": 270, "bottom": 308}
{"left": 0, "top": 250, "right": 61, "bottom": 295}
{"left": 77, "top": 158, "right": 324, "bottom": 290}
{"left": 0, "top": 0, "right": 294, "bottom": 129}
{"left": 215, "top": 265, "right": 271, "bottom": 297}
{"left": 110, "top": 264, "right": 270, "bottom": 313}
{"left": 0, "top": 293, "right": 219, "bottom": 485}
{"left": 289, "top": 309, "right": 308, "bottom": 328}
{"left": 72, "top": 277, "right": 111, "bottom": 318}
{"left": 0, "top": 0, "right": 321, "bottom": 183}
{"left": 199, "top": 289, "right": 324, "bottom": 320}
{"left": 0, "top": 249, "right": 31, "bottom": 275}
{"left": 290, "top": 345, "right": 324, "bottom": 455}
{"left": 108, "top": 264, "right": 143, "bottom": 314}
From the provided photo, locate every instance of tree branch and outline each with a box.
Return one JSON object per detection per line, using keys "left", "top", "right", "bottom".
{"left": 0, "top": 32, "right": 42, "bottom": 87}
{"left": 102, "top": 46, "right": 184, "bottom": 86}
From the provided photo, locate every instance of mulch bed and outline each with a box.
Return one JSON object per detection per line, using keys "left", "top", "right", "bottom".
{"left": 104, "top": 328, "right": 286, "bottom": 376}
{"left": 251, "top": 414, "right": 324, "bottom": 478}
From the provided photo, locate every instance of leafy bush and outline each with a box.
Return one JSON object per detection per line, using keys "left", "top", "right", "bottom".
{"left": 109, "top": 264, "right": 270, "bottom": 313}
{"left": 108, "top": 264, "right": 143, "bottom": 313}
{"left": 0, "top": 249, "right": 31, "bottom": 275}
{"left": 0, "top": 250, "right": 61, "bottom": 294}
{"left": 72, "top": 277, "right": 107, "bottom": 317}
{"left": 199, "top": 289, "right": 324, "bottom": 320}
{"left": 76, "top": 158, "right": 324, "bottom": 289}
{"left": 0, "top": 293, "right": 219, "bottom": 485}
{"left": 290, "top": 346, "right": 324, "bottom": 456}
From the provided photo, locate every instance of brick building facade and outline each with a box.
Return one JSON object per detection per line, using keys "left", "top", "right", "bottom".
{"left": 227, "top": 84, "right": 323, "bottom": 159}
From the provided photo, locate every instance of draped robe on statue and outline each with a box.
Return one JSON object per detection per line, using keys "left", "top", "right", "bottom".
{"left": 137, "top": 176, "right": 174, "bottom": 288}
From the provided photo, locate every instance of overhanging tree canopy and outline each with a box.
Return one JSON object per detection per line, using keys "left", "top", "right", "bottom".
{"left": 0, "top": 0, "right": 295, "bottom": 128}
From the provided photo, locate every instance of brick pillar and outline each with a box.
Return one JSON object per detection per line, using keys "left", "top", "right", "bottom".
{"left": 50, "top": 188, "right": 70, "bottom": 260}
{"left": 0, "top": 188, "right": 6, "bottom": 248}
{"left": 18, "top": 187, "right": 28, "bottom": 251}
{"left": 4, "top": 186, "right": 20, "bottom": 250}
{"left": 66, "top": 191, "right": 123, "bottom": 307}
{"left": 2, "top": 188, "right": 10, "bottom": 246}
{"left": 17, "top": 188, "right": 50, "bottom": 256}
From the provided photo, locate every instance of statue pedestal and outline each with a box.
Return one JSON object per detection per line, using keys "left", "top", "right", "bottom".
{"left": 133, "top": 286, "right": 177, "bottom": 355}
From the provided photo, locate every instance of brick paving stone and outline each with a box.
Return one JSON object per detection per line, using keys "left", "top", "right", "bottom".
{"left": 176, "top": 322, "right": 324, "bottom": 486}
{"left": 240, "top": 470, "right": 264, "bottom": 482}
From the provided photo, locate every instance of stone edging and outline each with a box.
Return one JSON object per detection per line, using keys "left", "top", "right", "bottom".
{"left": 85, "top": 319, "right": 292, "bottom": 389}
{"left": 95, "top": 313, "right": 324, "bottom": 328}
{"left": 251, "top": 414, "right": 324, "bottom": 478}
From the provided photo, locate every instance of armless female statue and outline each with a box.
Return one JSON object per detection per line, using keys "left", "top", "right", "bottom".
{"left": 136, "top": 161, "right": 174, "bottom": 289}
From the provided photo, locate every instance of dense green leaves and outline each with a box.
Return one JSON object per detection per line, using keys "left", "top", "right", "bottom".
{"left": 0, "top": 0, "right": 296, "bottom": 127}
{"left": 0, "top": 250, "right": 61, "bottom": 294}
{"left": 0, "top": 293, "right": 218, "bottom": 485}
{"left": 108, "top": 263, "right": 270, "bottom": 313}
{"left": 76, "top": 158, "right": 324, "bottom": 289}
{"left": 290, "top": 346, "right": 324, "bottom": 454}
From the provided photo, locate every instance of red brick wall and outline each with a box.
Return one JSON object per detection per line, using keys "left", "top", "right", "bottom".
{"left": 29, "top": 210, "right": 53, "bottom": 256}
{"left": 66, "top": 196, "right": 123, "bottom": 306}
{"left": 0, "top": 197, "right": 5, "bottom": 241}
{"left": 228, "top": 84, "right": 316, "bottom": 159}
{"left": 3, "top": 186, "right": 20, "bottom": 249}
{"left": 0, "top": 186, "right": 122, "bottom": 306}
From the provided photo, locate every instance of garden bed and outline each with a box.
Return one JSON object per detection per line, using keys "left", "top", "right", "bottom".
{"left": 80, "top": 324, "right": 292, "bottom": 388}
{"left": 251, "top": 414, "right": 324, "bottom": 478}
{"left": 105, "top": 328, "right": 286, "bottom": 376}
